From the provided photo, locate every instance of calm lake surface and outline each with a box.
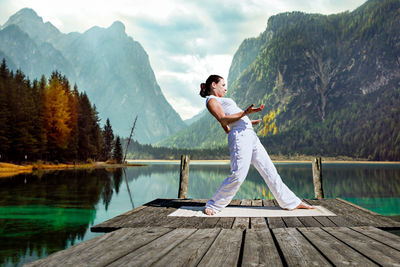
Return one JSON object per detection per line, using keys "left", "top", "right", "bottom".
{"left": 1, "top": 162, "right": 399, "bottom": 266}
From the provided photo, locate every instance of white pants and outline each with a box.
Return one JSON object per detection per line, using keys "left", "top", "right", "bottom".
{"left": 206, "top": 128, "right": 301, "bottom": 212}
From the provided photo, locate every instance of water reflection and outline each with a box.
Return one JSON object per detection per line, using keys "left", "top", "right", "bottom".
{"left": 0, "top": 169, "right": 112, "bottom": 266}
{"left": 0, "top": 163, "right": 399, "bottom": 266}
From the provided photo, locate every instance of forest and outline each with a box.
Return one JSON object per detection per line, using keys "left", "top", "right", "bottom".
{"left": 0, "top": 59, "right": 122, "bottom": 163}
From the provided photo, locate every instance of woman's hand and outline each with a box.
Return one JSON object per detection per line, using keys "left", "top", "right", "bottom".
{"left": 244, "top": 104, "right": 264, "bottom": 115}
{"left": 220, "top": 123, "right": 230, "bottom": 134}
{"left": 251, "top": 119, "right": 262, "bottom": 125}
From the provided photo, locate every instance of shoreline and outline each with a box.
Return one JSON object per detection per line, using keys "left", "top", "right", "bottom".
{"left": 2, "top": 158, "right": 400, "bottom": 178}
{"left": 0, "top": 162, "right": 146, "bottom": 178}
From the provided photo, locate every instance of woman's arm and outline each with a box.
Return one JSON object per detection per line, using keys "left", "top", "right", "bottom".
{"left": 207, "top": 98, "right": 264, "bottom": 132}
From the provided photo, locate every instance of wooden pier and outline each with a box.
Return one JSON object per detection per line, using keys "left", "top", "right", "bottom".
{"left": 25, "top": 198, "right": 400, "bottom": 266}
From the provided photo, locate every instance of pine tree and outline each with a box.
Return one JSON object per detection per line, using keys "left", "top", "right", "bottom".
{"left": 90, "top": 105, "right": 103, "bottom": 161}
{"left": 78, "top": 92, "right": 92, "bottom": 161}
{"left": 0, "top": 59, "right": 10, "bottom": 161}
{"left": 65, "top": 84, "right": 79, "bottom": 160}
{"left": 113, "top": 136, "right": 123, "bottom": 163}
{"left": 102, "top": 118, "right": 114, "bottom": 161}
{"left": 78, "top": 93, "right": 103, "bottom": 161}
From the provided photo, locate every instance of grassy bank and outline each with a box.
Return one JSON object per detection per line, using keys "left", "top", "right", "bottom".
{"left": 0, "top": 162, "right": 145, "bottom": 178}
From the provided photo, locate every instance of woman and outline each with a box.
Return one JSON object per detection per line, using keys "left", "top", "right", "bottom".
{"left": 200, "top": 74, "right": 314, "bottom": 215}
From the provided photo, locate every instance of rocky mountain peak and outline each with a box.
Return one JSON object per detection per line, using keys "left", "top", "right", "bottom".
{"left": 2, "top": 8, "right": 61, "bottom": 43}
{"left": 5, "top": 8, "right": 42, "bottom": 25}
{"left": 108, "top": 21, "right": 125, "bottom": 33}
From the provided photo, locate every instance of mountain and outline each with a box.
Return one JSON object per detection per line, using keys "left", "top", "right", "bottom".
{"left": 183, "top": 109, "right": 207, "bottom": 126}
{"left": 0, "top": 8, "right": 186, "bottom": 143}
{"left": 160, "top": 0, "right": 400, "bottom": 160}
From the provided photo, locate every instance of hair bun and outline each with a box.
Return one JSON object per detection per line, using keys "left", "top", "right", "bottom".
{"left": 200, "top": 83, "right": 206, "bottom": 90}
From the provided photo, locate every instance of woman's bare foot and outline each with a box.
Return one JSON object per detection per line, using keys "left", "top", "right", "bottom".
{"left": 294, "top": 202, "right": 315, "bottom": 209}
{"left": 204, "top": 207, "right": 216, "bottom": 215}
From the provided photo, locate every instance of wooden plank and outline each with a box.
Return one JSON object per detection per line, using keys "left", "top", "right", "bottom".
{"left": 230, "top": 199, "right": 241, "bottom": 206}
{"left": 118, "top": 206, "right": 172, "bottom": 228}
{"left": 108, "top": 228, "right": 197, "bottom": 266}
{"left": 298, "top": 227, "right": 378, "bottom": 266}
{"left": 272, "top": 228, "right": 331, "bottom": 266}
{"left": 266, "top": 199, "right": 286, "bottom": 229}
{"left": 181, "top": 217, "right": 209, "bottom": 229}
{"left": 251, "top": 199, "right": 267, "bottom": 229}
{"left": 312, "top": 216, "right": 337, "bottom": 227}
{"left": 197, "top": 229, "right": 243, "bottom": 267}
{"left": 91, "top": 205, "right": 153, "bottom": 232}
{"left": 25, "top": 227, "right": 172, "bottom": 267}
{"left": 351, "top": 226, "right": 400, "bottom": 251}
{"left": 262, "top": 199, "right": 276, "bottom": 207}
{"left": 251, "top": 217, "right": 267, "bottom": 229}
{"left": 152, "top": 228, "right": 221, "bottom": 267}
{"left": 198, "top": 217, "right": 220, "bottom": 229}
{"left": 272, "top": 200, "right": 307, "bottom": 228}
{"left": 329, "top": 199, "right": 395, "bottom": 227}
{"left": 323, "top": 227, "right": 400, "bottom": 265}
{"left": 118, "top": 199, "right": 173, "bottom": 229}
{"left": 241, "top": 199, "right": 252, "bottom": 206}
{"left": 336, "top": 198, "right": 381, "bottom": 216}
{"left": 317, "top": 199, "right": 395, "bottom": 228}
{"left": 335, "top": 199, "right": 400, "bottom": 227}
{"left": 232, "top": 200, "right": 250, "bottom": 229}
{"left": 282, "top": 217, "right": 304, "bottom": 228}
{"left": 252, "top": 199, "right": 263, "bottom": 206}
{"left": 214, "top": 217, "right": 234, "bottom": 229}
{"left": 303, "top": 199, "right": 337, "bottom": 227}
{"left": 267, "top": 217, "right": 286, "bottom": 229}
{"left": 242, "top": 229, "right": 283, "bottom": 267}
{"left": 297, "top": 217, "right": 323, "bottom": 227}
{"left": 232, "top": 217, "right": 249, "bottom": 229}
{"left": 306, "top": 199, "right": 356, "bottom": 227}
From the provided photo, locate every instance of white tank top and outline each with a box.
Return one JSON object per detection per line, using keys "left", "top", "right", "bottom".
{"left": 206, "top": 95, "right": 252, "bottom": 130}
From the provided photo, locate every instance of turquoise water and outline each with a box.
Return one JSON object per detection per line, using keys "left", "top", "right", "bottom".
{"left": 0, "top": 162, "right": 399, "bottom": 266}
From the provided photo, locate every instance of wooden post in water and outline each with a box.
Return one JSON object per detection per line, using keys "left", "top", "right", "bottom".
{"left": 178, "top": 155, "right": 190, "bottom": 199}
{"left": 312, "top": 157, "right": 324, "bottom": 199}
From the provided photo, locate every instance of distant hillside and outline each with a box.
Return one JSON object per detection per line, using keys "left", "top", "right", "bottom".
{"left": 160, "top": 0, "right": 400, "bottom": 160}
{"left": 183, "top": 109, "right": 207, "bottom": 126}
{"left": 0, "top": 8, "right": 186, "bottom": 143}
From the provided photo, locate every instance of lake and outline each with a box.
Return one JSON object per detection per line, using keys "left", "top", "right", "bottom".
{"left": 0, "top": 162, "right": 399, "bottom": 266}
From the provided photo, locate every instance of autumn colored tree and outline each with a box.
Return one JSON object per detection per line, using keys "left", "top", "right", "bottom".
{"left": 258, "top": 108, "right": 280, "bottom": 137}
{"left": 43, "top": 72, "right": 72, "bottom": 159}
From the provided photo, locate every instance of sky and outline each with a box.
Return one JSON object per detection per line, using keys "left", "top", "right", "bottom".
{"left": 0, "top": 0, "right": 366, "bottom": 120}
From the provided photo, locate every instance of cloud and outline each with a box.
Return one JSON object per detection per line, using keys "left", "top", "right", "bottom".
{"left": 156, "top": 54, "right": 232, "bottom": 119}
{"left": 0, "top": 0, "right": 367, "bottom": 120}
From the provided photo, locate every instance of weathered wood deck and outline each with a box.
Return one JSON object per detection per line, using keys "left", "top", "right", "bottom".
{"left": 91, "top": 198, "right": 400, "bottom": 231}
{"left": 24, "top": 198, "right": 400, "bottom": 266}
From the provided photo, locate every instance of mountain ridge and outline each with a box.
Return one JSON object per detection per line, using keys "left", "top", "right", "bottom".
{"left": 160, "top": 0, "right": 400, "bottom": 160}
{"left": 0, "top": 8, "right": 186, "bottom": 143}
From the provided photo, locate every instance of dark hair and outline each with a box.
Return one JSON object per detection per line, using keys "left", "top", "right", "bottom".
{"left": 200, "top": 74, "right": 223, "bottom": 98}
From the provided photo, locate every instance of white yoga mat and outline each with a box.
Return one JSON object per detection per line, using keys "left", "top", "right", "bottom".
{"left": 168, "top": 206, "right": 336, "bottom": 217}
